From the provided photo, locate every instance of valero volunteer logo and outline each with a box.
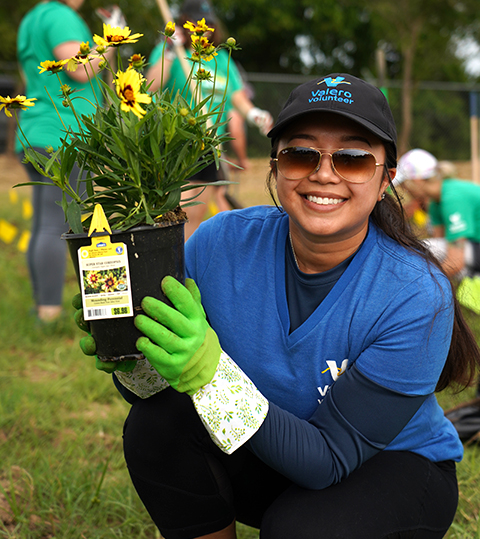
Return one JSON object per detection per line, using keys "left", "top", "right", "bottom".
{"left": 309, "top": 76, "right": 354, "bottom": 105}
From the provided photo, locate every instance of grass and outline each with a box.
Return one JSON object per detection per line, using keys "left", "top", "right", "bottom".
{"left": 1, "top": 188, "right": 480, "bottom": 538}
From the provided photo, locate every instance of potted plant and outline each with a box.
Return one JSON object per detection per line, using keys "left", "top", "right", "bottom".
{"left": 2, "top": 20, "right": 237, "bottom": 361}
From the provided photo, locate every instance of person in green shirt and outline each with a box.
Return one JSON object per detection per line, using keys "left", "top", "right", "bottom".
{"left": 16, "top": 0, "right": 114, "bottom": 323}
{"left": 146, "top": 0, "right": 273, "bottom": 240}
{"left": 396, "top": 148, "right": 480, "bottom": 278}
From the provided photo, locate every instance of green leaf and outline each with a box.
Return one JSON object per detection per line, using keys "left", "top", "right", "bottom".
{"left": 66, "top": 200, "right": 84, "bottom": 234}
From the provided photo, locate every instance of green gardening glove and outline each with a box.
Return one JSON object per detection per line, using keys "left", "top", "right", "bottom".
{"left": 72, "top": 293, "right": 136, "bottom": 374}
{"left": 134, "top": 276, "right": 221, "bottom": 395}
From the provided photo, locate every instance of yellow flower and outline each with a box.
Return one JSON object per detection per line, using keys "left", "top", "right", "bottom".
{"left": 191, "top": 35, "right": 217, "bottom": 62}
{"left": 65, "top": 55, "right": 89, "bottom": 72}
{"left": 93, "top": 24, "right": 143, "bottom": 48}
{"left": 194, "top": 67, "right": 213, "bottom": 82}
{"left": 0, "top": 95, "right": 36, "bottom": 117}
{"left": 38, "top": 59, "right": 68, "bottom": 74}
{"left": 60, "top": 84, "right": 72, "bottom": 96}
{"left": 183, "top": 18, "right": 214, "bottom": 36}
{"left": 79, "top": 41, "right": 91, "bottom": 57}
{"left": 128, "top": 53, "right": 146, "bottom": 69}
{"left": 115, "top": 67, "right": 152, "bottom": 118}
{"left": 165, "top": 21, "right": 175, "bottom": 37}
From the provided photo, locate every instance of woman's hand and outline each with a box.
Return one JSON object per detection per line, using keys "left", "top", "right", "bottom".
{"left": 72, "top": 294, "right": 136, "bottom": 374}
{"left": 135, "top": 277, "right": 221, "bottom": 395}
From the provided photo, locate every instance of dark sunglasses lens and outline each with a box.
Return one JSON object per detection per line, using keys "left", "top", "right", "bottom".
{"left": 278, "top": 147, "right": 319, "bottom": 179}
{"left": 332, "top": 149, "right": 376, "bottom": 182}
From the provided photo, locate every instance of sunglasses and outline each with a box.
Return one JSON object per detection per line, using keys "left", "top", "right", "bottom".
{"left": 272, "top": 147, "right": 384, "bottom": 184}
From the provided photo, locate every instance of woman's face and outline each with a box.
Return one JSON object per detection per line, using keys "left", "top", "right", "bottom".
{"left": 274, "top": 112, "right": 394, "bottom": 247}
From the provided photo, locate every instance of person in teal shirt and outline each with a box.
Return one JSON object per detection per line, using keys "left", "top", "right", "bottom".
{"left": 396, "top": 148, "right": 480, "bottom": 277}
{"left": 146, "top": 0, "right": 273, "bottom": 240}
{"left": 16, "top": 0, "right": 112, "bottom": 323}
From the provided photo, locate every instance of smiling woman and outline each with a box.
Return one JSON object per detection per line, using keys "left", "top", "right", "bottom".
{"left": 76, "top": 73, "right": 480, "bottom": 539}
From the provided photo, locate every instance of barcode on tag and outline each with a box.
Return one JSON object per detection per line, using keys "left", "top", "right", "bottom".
{"left": 87, "top": 308, "right": 108, "bottom": 318}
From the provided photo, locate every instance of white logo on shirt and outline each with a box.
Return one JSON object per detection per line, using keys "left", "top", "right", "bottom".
{"left": 317, "top": 359, "right": 349, "bottom": 403}
{"left": 448, "top": 212, "right": 467, "bottom": 234}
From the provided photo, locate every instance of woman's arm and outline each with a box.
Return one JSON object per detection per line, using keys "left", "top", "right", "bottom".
{"left": 248, "top": 364, "right": 427, "bottom": 489}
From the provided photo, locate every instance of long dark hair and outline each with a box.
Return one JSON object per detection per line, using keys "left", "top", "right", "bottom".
{"left": 268, "top": 140, "right": 480, "bottom": 392}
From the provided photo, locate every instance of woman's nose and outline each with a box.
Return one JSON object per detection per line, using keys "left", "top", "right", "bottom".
{"left": 309, "top": 153, "right": 341, "bottom": 183}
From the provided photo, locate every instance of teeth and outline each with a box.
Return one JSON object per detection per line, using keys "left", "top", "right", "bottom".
{"left": 307, "top": 195, "right": 344, "bottom": 205}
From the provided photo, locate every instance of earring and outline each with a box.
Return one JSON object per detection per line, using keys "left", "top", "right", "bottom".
{"left": 381, "top": 192, "right": 386, "bottom": 200}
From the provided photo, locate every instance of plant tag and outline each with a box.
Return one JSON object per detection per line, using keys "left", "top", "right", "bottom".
{"left": 78, "top": 204, "right": 134, "bottom": 321}
{"left": 78, "top": 235, "right": 134, "bottom": 320}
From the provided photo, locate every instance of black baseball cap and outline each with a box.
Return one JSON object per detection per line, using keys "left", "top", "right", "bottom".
{"left": 268, "top": 73, "right": 397, "bottom": 158}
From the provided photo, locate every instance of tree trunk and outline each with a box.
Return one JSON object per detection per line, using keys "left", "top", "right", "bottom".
{"left": 398, "top": 20, "right": 422, "bottom": 157}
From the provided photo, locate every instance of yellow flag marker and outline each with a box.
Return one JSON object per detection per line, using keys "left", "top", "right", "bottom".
{"left": 0, "top": 219, "right": 18, "bottom": 244}
{"left": 17, "top": 230, "right": 31, "bottom": 253}
{"left": 22, "top": 199, "right": 33, "bottom": 220}
{"left": 9, "top": 189, "right": 18, "bottom": 205}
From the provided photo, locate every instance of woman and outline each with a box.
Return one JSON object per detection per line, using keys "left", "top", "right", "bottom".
{"left": 81, "top": 74, "right": 480, "bottom": 538}
{"left": 16, "top": 0, "right": 112, "bottom": 323}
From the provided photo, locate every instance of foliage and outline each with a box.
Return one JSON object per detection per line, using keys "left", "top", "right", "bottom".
{"left": 5, "top": 20, "right": 236, "bottom": 233}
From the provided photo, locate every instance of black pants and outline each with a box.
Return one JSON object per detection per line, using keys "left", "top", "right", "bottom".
{"left": 123, "top": 388, "right": 458, "bottom": 539}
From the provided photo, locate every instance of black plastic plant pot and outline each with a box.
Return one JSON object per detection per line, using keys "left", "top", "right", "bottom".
{"left": 64, "top": 223, "right": 185, "bottom": 362}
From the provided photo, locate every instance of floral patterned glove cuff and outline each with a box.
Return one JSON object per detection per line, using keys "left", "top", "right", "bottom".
{"left": 114, "top": 358, "right": 169, "bottom": 398}
{"left": 191, "top": 352, "right": 269, "bottom": 454}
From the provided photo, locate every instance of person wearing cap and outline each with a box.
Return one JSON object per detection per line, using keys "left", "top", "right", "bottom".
{"left": 145, "top": 0, "right": 273, "bottom": 240}
{"left": 396, "top": 148, "right": 480, "bottom": 278}
{"left": 77, "top": 74, "right": 480, "bottom": 538}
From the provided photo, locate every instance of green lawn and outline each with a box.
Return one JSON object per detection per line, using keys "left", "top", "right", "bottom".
{"left": 0, "top": 189, "right": 479, "bottom": 538}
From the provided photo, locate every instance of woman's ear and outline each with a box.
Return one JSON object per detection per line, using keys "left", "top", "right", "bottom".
{"left": 270, "top": 157, "right": 278, "bottom": 178}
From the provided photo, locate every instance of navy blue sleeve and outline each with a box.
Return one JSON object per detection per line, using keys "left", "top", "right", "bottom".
{"left": 248, "top": 364, "right": 427, "bottom": 489}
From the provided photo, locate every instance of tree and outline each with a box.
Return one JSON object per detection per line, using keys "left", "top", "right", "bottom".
{"left": 353, "top": 0, "right": 479, "bottom": 154}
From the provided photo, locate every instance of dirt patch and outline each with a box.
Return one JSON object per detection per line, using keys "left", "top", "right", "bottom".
{"left": 0, "top": 153, "right": 28, "bottom": 192}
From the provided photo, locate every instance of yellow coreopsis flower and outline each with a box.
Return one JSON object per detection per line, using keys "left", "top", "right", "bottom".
{"left": 93, "top": 24, "right": 143, "bottom": 48}
{"left": 165, "top": 21, "right": 175, "bottom": 37}
{"left": 79, "top": 41, "right": 91, "bottom": 57}
{"left": 184, "top": 18, "right": 214, "bottom": 36}
{"left": 38, "top": 59, "right": 68, "bottom": 74}
{"left": 128, "top": 53, "right": 146, "bottom": 70}
{"left": 115, "top": 67, "right": 152, "bottom": 118}
{"left": 194, "top": 68, "right": 213, "bottom": 82}
{"left": 65, "top": 55, "right": 90, "bottom": 72}
{"left": 0, "top": 95, "right": 36, "bottom": 117}
{"left": 191, "top": 35, "right": 217, "bottom": 62}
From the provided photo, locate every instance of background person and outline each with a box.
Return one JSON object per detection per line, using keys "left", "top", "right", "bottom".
{"left": 78, "top": 73, "right": 480, "bottom": 538}
{"left": 16, "top": 0, "right": 115, "bottom": 323}
{"left": 395, "top": 148, "right": 480, "bottom": 278}
{"left": 146, "top": 0, "right": 273, "bottom": 240}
